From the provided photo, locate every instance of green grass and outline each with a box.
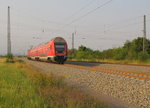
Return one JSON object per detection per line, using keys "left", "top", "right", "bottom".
{"left": 0, "top": 58, "right": 111, "bottom": 108}
{"left": 0, "top": 62, "right": 46, "bottom": 108}
{"left": 32, "top": 74, "right": 111, "bottom": 108}
{"left": 23, "top": 65, "right": 111, "bottom": 108}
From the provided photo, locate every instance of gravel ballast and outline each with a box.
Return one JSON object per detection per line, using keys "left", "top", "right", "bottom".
{"left": 25, "top": 60, "right": 150, "bottom": 108}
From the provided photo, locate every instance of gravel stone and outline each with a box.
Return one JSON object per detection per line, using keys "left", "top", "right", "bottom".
{"left": 25, "top": 59, "right": 150, "bottom": 108}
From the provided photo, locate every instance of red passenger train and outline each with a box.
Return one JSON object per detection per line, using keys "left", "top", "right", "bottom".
{"left": 27, "top": 37, "right": 68, "bottom": 64}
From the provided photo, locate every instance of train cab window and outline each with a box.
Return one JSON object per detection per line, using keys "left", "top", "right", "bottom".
{"left": 55, "top": 42, "right": 65, "bottom": 54}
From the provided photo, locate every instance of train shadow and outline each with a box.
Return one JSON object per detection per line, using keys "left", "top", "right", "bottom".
{"left": 65, "top": 61, "right": 105, "bottom": 67}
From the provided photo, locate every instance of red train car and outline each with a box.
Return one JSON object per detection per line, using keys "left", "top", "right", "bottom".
{"left": 27, "top": 37, "right": 68, "bottom": 64}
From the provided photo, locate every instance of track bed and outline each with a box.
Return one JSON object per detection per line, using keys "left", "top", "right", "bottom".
{"left": 24, "top": 59, "right": 150, "bottom": 108}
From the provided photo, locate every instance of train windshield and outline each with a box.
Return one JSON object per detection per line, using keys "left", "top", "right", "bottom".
{"left": 55, "top": 42, "right": 65, "bottom": 54}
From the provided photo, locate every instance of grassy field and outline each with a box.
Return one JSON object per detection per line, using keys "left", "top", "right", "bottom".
{"left": 0, "top": 59, "right": 46, "bottom": 108}
{"left": 0, "top": 58, "right": 111, "bottom": 108}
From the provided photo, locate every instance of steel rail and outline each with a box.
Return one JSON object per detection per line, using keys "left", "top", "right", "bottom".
{"left": 64, "top": 64, "right": 150, "bottom": 81}
{"left": 90, "top": 66, "right": 150, "bottom": 77}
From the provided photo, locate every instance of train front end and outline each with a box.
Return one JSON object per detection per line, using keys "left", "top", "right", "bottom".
{"left": 53, "top": 37, "right": 68, "bottom": 64}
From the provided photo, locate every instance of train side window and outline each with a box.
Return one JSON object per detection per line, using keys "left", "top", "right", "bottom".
{"left": 47, "top": 48, "right": 50, "bottom": 52}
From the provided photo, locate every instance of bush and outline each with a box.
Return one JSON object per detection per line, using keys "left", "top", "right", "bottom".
{"left": 5, "top": 58, "right": 15, "bottom": 63}
{"left": 5, "top": 53, "right": 14, "bottom": 63}
{"left": 138, "top": 52, "right": 150, "bottom": 62}
{"left": 125, "top": 51, "right": 138, "bottom": 60}
{"left": 69, "top": 37, "right": 150, "bottom": 62}
{"left": 113, "top": 48, "right": 127, "bottom": 60}
{"left": 7, "top": 53, "right": 13, "bottom": 59}
{"left": 16, "top": 59, "right": 25, "bottom": 63}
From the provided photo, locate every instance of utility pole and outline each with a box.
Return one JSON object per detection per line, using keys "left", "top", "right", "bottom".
{"left": 143, "top": 15, "right": 146, "bottom": 52}
{"left": 72, "top": 33, "right": 74, "bottom": 53}
{"left": 7, "top": 6, "right": 12, "bottom": 56}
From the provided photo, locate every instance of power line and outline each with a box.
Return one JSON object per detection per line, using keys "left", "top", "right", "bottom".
{"left": 56, "top": 0, "right": 113, "bottom": 32}
{"left": 65, "top": 0, "right": 97, "bottom": 20}
{"left": 147, "top": 13, "right": 150, "bottom": 16}
{"left": 12, "top": 8, "right": 66, "bottom": 26}
{"left": 9, "top": 0, "right": 120, "bottom": 36}
{"left": 70, "top": 0, "right": 113, "bottom": 24}
{"left": 107, "top": 21, "right": 143, "bottom": 32}
{"left": 104, "top": 13, "right": 150, "bottom": 32}
{"left": 95, "top": 16, "right": 147, "bottom": 33}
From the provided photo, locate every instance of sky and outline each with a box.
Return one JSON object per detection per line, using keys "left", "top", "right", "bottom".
{"left": 0, "top": 0, "right": 150, "bottom": 55}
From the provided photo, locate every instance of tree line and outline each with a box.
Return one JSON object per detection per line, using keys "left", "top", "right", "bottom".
{"left": 69, "top": 37, "right": 150, "bottom": 62}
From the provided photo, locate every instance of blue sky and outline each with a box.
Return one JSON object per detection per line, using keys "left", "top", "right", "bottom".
{"left": 0, "top": 0, "right": 150, "bottom": 55}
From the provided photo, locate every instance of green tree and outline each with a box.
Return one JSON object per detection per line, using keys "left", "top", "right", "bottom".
{"left": 131, "top": 37, "right": 143, "bottom": 53}
{"left": 138, "top": 52, "right": 149, "bottom": 62}
{"left": 113, "top": 48, "right": 127, "bottom": 60}
{"left": 69, "top": 37, "right": 150, "bottom": 61}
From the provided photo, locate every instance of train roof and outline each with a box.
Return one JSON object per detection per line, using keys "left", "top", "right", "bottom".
{"left": 51, "top": 37, "right": 66, "bottom": 43}
{"left": 28, "top": 37, "right": 66, "bottom": 51}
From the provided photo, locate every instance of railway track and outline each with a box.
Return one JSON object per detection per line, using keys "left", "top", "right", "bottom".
{"left": 24, "top": 59, "right": 150, "bottom": 108}
{"left": 64, "top": 63, "right": 150, "bottom": 81}
{"left": 24, "top": 58, "right": 150, "bottom": 81}
{"left": 27, "top": 59, "right": 150, "bottom": 81}
{"left": 69, "top": 60, "right": 150, "bottom": 67}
